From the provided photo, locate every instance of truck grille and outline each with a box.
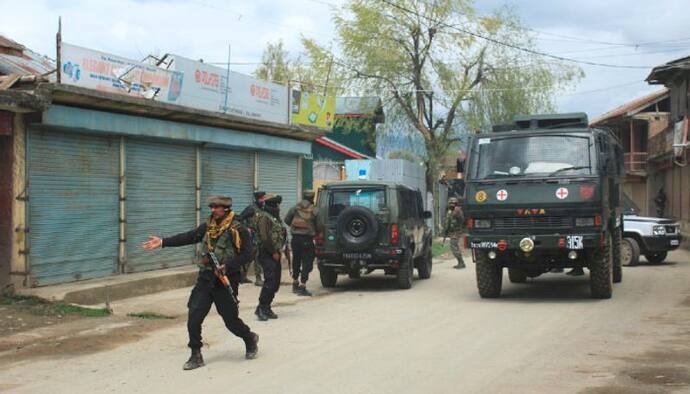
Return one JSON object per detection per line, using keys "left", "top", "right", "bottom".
{"left": 494, "top": 216, "right": 573, "bottom": 229}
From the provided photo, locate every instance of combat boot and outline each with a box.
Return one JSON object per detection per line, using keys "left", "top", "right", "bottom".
{"left": 292, "top": 280, "right": 300, "bottom": 293}
{"left": 265, "top": 305, "right": 278, "bottom": 319}
{"left": 254, "top": 276, "right": 264, "bottom": 287}
{"left": 255, "top": 305, "right": 269, "bottom": 321}
{"left": 453, "top": 259, "right": 466, "bottom": 269}
{"left": 296, "top": 286, "right": 312, "bottom": 297}
{"left": 183, "top": 348, "right": 204, "bottom": 370}
{"left": 245, "top": 332, "right": 259, "bottom": 360}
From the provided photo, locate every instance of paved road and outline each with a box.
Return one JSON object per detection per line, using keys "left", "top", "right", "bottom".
{"left": 2, "top": 250, "right": 690, "bottom": 393}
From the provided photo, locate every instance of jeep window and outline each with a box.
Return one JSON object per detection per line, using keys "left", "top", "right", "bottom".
{"left": 623, "top": 194, "right": 639, "bottom": 215}
{"left": 328, "top": 189, "right": 386, "bottom": 217}
{"left": 398, "top": 189, "right": 419, "bottom": 219}
{"left": 471, "top": 135, "right": 594, "bottom": 180}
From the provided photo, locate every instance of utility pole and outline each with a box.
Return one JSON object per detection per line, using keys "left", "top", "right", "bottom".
{"left": 223, "top": 44, "right": 231, "bottom": 113}
{"left": 56, "top": 17, "right": 62, "bottom": 83}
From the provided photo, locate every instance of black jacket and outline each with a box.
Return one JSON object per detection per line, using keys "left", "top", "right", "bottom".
{"left": 162, "top": 221, "right": 252, "bottom": 274}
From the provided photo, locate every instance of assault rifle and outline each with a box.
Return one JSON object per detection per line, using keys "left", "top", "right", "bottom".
{"left": 207, "top": 252, "right": 239, "bottom": 305}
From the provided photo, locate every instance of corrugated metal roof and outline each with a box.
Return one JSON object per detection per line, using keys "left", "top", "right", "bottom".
{"left": 590, "top": 89, "right": 669, "bottom": 126}
{"left": 0, "top": 35, "right": 55, "bottom": 78}
{"left": 646, "top": 56, "right": 690, "bottom": 84}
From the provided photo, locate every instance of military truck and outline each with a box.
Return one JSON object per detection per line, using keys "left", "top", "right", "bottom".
{"left": 463, "top": 113, "right": 624, "bottom": 299}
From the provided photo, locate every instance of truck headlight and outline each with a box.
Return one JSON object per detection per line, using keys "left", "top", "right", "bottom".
{"left": 474, "top": 219, "right": 491, "bottom": 229}
{"left": 575, "top": 217, "right": 595, "bottom": 227}
{"left": 653, "top": 225, "right": 666, "bottom": 236}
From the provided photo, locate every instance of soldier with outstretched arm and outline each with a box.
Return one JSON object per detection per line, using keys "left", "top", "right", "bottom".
{"left": 142, "top": 195, "right": 259, "bottom": 370}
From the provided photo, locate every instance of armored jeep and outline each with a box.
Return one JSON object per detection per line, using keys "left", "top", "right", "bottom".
{"left": 463, "top": 113, "right": 624, "bottom": 299}
{"left": 314, "top": 181, "right": 433, "bottom": 289}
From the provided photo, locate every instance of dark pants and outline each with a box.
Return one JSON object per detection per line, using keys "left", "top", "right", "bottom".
{"left": 291, "top": 234, "right": 315, "bottom": 284}
{"left": 258, "top": 252, "right": 281, "bottom": 306}
{"left": 187, "top": 270, "right": 252, "bottom": 349}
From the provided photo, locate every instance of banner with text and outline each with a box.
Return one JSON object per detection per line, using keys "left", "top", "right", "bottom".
{"left": 170, "top": 55, "right": 288, "bottom": 124}
{"left": 60, "top": 43, "right": 183, "bottom": 103}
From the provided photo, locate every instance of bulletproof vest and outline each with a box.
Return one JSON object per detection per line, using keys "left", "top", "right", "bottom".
{"left": 257, "top": 210, "right": 286, "bottom": 250}
{"left": 200, "top": 222, "right": 239, "bottom": 270}
{"left": 445, "top": 207, "right": 465, "bottom": 234}
{"left": 290, "top": 201, "right": 316, "bottom": 233}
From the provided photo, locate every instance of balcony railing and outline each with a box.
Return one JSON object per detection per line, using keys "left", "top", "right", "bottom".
{"left": 624, "top": 152, "right": 647, "bottom": 173}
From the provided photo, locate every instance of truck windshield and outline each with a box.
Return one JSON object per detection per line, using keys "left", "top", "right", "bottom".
{"left": 328, "top": 189, "right": 386, "bottom": 217}
{"left": 472, "top": 135, "right": 593, "bottom": 180}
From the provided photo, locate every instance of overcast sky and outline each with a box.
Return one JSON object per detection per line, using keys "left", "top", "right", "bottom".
{"left": 1, "top": 0, "right": 688, "bottom": 119}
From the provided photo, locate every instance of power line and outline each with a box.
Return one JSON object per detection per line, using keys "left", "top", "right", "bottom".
{"left": 379, "top": 0, "right": 653, "bottom": 70}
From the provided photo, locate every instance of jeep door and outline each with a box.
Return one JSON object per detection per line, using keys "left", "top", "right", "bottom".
{"left": 398, "top": 188, "right": 425, "bottom": 258}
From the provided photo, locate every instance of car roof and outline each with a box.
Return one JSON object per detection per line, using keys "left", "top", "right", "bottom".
{"left": 321, "top": 180, "right": 416, "bottom": 191}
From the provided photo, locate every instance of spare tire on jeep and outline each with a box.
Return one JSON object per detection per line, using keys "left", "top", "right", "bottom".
{"left": 336, "top": 206, "right": 380, "bottom": 252}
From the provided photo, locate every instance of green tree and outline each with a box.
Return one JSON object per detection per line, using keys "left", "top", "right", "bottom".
{"left": 253, "top": 40, "right": 290, "bottom": 84}
{"left": 303, "top": 0, "right": 582, "bottom": 226}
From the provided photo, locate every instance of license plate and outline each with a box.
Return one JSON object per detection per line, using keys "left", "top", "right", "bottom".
{"left": 343, "top": 253, "right": 372, "bottom": 260}
{"left": 670, "top": 240, "right": 679, "bottom": 246}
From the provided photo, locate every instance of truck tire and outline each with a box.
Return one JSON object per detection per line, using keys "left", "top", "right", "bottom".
{"left": 612, "top": 227, "right": 623, "bottom": 283}
{"left": 417, "top": 244, "right": 433, "bottom": 280}
{"left": 396, "top": 251, "right": 414, "bottom": 289}
{"left": 319, "top": 266, "right": 338, "bottom": 288}
{"left": 621, "top": 237, "right": 640, "bottom": 267}
{"left": 475, "top": 251, "right": 502, "bottom": 298}
{"left": 336, "top": 206, "right": 379, "bottom": 252}
{"left": 645, "top": 252, "right": 668, "bottom": 264}
{"left": 508, "top": 268, "right": 527, "bottom": 283}
{"left": 589, "top": 234, "right": 613, "bottom": 299}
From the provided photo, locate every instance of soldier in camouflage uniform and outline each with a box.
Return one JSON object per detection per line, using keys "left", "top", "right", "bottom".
{"left": 254, "top": 194, "right": 287, "bottom": 321}
{"left": 239, "top": 191, "right": 266, "bottom": 286}
{"left": 443, "top": 197, "right": 466, "bottom": 269}
{"left": 142, "top": 195, "right": 259, "bottom": 370}
{"left": 284, "top": 190, "right": 318, "bottom": 297}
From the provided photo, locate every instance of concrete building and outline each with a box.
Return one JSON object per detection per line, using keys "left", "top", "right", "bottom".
{"left": 0, "top": 38, "right": 322, "bottom": 289}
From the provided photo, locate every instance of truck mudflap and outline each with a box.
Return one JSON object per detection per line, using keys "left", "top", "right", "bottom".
{"left": 467, "top": 232, "right": 604, "bottom": 252}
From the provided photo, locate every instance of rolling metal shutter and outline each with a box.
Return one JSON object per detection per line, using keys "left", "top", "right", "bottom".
{"left": 201, "top": 147, "right": 254, "bottom": 214}
{"left": 27, "top": 129, "right": 119, "bottom": 286}
{"left": 258, "top": 152, "right": 299, "bottom": 217}
{"left": 125, "top": 139, "right": 196, "bottom": 272}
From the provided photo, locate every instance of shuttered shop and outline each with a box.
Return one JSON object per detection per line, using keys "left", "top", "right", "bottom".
{"left": 258, "top": 152, "right": 299, "bottom": 215}
{"left": 125, "top": 139, "right": 197, "bottom": 272}
{"left": 27, "top": 129, "right": 119, "bottom": 285}
{"left": 201, "top": 148, "right": 254, "bottom": 212}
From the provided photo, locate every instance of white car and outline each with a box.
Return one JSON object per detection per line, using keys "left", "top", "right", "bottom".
{"left": 622, "top": 194, "right": 682, "bottom": 265}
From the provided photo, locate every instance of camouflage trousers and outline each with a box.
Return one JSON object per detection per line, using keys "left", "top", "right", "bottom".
{"left": 449, "top": 234, "right": 465, "bottom": 264}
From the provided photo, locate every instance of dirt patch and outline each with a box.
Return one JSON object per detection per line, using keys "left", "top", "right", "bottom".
{"left": 623, "top": 366, "right": 690, "bottom": 387}
{"left": 580, "top": 385, "right": 661, "bottom": 394}
{"left": 0, "top": 316, "right": 178, "bottom": 368}
{"left": 0, "top": 295, "right": 110, "bottom": 336}
{"left": 680, "top": 296, "right": 690, "bottom": 308}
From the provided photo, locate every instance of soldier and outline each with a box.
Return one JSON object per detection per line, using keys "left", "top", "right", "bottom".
{"left": 239, "top": 191, "right": 266, "bottom": 286}
{"left": 444, "top": 197, "right": 466, "bottom": 269}
{"left": 142, "top": 195, "right": 259, "bottom": 370}
{"left": 254, "top": 194, "right": 286, "bottom": 321}
{"left": 284, "top": 190, "right": 318, "bottom": 296}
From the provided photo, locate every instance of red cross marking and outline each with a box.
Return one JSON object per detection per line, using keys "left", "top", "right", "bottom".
{"left": 497, "top": 189, "right": 508, "bottom": 201}
{"left": 556, "top": 187, "right": 569, "bottom": 199}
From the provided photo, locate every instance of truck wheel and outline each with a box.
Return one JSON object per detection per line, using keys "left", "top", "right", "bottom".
{"left": 645, "top": 252, "right": 668, "bottom": 264}
{"left": 612, "top": 228, "right": 623, "bottom": 283}
{"left": 319, "top": 267, "right": 338, "bottom": 288}
{"left": 475, "top": 251, "right": 502, "bottom": 298}
{"left": 396, "top": 251, "right": 414, "bottom": 289}
{"left": 589, "top": 234, "right": 613, "bottom": 299}
{"left": 417, "top": 244, "right": 433, "bottom": 280}
{"left": 621, "top": 237, "right": 640, "bottom": 267}
{"left": 508, "top": 268, "right": 527, "bottom": 283}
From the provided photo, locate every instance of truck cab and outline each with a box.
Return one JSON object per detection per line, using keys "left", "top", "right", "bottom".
{"left": 464, "top": 113, "right": 624, "bottom": 299}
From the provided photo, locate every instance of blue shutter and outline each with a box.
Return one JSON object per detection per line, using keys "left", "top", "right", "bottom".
{"left": 258, "top": 152, "right": 299, "bottom": 216}
{"left": 27, "top": 129, "right": 119, "bottom": 286}
{"left": 201, "top": 147, "right": 254, "bottom": 214}
{"left": 125, "top": 139, "right": 196, "bottom": 272}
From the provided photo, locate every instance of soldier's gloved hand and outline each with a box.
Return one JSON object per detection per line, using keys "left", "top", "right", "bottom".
{"left": 272, "top": 252, "right": 281, "bottom": 262}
